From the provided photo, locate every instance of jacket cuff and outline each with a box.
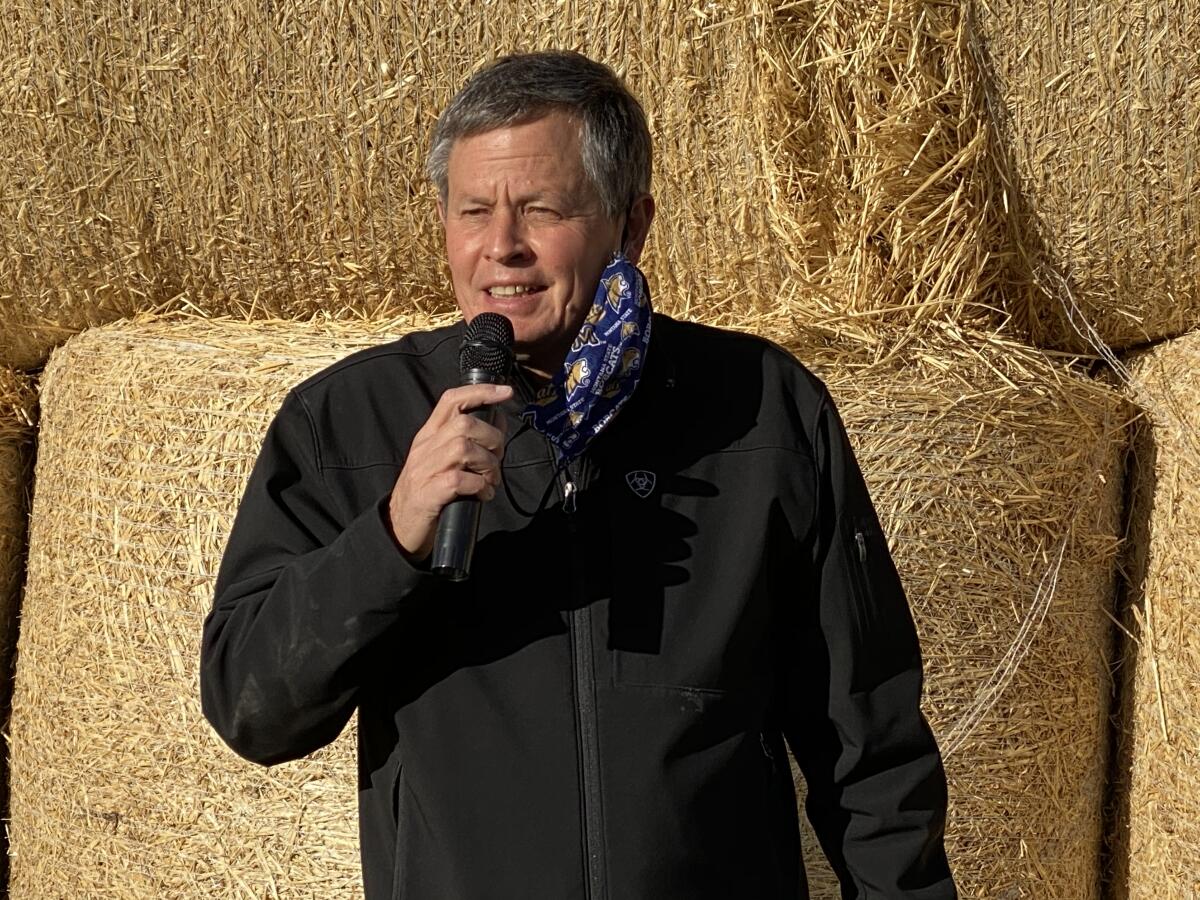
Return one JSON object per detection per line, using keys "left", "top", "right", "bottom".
{"left": 342, "top": 488, "right": 436, "bottom": 591}
{"left": 373, "top": 490, "right": 435, "bottom": 574}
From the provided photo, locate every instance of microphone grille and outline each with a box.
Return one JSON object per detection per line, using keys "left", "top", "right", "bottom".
{"left": 460, "top": 312, "right": 515, "bottom": 377}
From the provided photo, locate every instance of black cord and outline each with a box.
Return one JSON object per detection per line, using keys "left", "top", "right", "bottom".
{"left": 500, "top": 419, "right": 570, "bottom": 519}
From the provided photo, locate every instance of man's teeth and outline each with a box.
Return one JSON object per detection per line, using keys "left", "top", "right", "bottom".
{"left": 490, "top": 285, "right": 539, "bottom": 297}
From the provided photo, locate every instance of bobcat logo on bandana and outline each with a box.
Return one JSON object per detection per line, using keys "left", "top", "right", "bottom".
{"left": 532, "top": 385, "right": 558, "bottom": 407}
{"left": 565, "top": 357, "right": 592, "bottom": 396}
{"left": 571, "top": 323, "right": 604, "bottom": 353}
{"left": 602, "top": 348, "right": 642, "bottom": 399}
{"left": 626, "top": 470, "right": 656, "bottom": 499}
{"left": 603, "top": 271, "right": 630, "bottom": 311}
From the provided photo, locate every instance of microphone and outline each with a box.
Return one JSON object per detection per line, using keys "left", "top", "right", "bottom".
{"left": 431, "top": 312, "right": 515, "bottom": 580}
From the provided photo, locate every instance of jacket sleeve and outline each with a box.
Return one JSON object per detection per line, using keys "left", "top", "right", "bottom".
{"left": 200, "top": 389, "right": 436, "bottom": 766}
{"left": 782, "top": 387, "right": 957, "bottom": 898}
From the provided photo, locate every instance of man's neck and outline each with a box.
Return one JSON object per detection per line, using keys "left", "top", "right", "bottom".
{"left": 517, "top": 363, "right": 553, "bottom": 390}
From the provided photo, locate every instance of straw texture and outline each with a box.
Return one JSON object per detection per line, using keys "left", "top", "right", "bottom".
{"left": 765, "top": 0, "right": 1008, "bottom": 348}
{"left": 0, "top": 0, "right": 1004, "bottom": 370}
{"left": 978, "top": 0, "right": 1200, "bottom": 353}
{"left": 1108, "top": 331, "right": 1200, "bottom": 898}
{"left": 778, "top": 326, "right": 1130, "bottom": 899}
{"left": 6, "top": 313, "right": 457, "bottom": 898}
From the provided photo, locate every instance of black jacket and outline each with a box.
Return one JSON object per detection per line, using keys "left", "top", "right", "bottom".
{"left": 201, "top": 314, "right": 956, "bottom": 899}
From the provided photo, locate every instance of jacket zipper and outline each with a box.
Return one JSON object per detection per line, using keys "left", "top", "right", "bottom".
{"left": 554, "top": 448, "right": 606, "bottom": 900}
{"left": 515, "top": 365, "right": 606, "bottom": 899}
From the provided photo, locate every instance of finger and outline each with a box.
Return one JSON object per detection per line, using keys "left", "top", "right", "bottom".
{"left": 410, "top": 384, "right": 510, "bottom": 453}
{"left": 440, "top": 434, "right": 504, "bottom": 477}
{"left": 452, "top": 416, "right": 507, "bottom": 454}
{"left": 438, "top": 467, "right": 495, "bottom": 500}
{"left": 433, "top": 383, "right": 514, "bottom": 422}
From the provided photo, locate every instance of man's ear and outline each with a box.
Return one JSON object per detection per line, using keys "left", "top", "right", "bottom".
{"left": 621, "top": 193, "right": 656, "bottom": 264}
{"left": 436, "top": 196, "right": 447, "bottom": 228}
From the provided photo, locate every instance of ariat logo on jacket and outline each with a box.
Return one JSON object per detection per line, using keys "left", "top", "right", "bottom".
{"left": 625, "top": 470, "right": 656, "bottom": 498}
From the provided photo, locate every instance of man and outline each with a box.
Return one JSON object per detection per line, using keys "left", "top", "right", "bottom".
{"left": 201, "top": 51, "right": 956, "bottom": 899}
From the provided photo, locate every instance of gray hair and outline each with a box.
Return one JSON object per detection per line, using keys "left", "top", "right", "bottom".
{"left": 426, "top": 51, "right": 652, "bottom": 220}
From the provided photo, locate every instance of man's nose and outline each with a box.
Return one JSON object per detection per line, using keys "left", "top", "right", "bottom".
{"left": 483, "top": 208, "right": 531, "bottom": 264}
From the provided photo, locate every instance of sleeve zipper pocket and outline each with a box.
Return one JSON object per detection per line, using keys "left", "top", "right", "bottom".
{"left": 842, "top": 522, "right": 874, "bottom": 641}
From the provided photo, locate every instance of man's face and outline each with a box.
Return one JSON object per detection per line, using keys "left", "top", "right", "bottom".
{"left": 439, "top": 112, "right": 625, "bottom": 375}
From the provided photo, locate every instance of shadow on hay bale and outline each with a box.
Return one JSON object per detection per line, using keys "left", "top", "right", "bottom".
{"left": 0, "top": 368, "right": 37, "bottom": 673}
{"left": 6, "top": 313, "right": 1128, "bottom": 897}
{"left": 1106, "top": 333, "right": 1200, "bottom": 899}
{"left": 0, "top": 367, "right": 38, "bottom": 892}
{"left": 0, "top": 0, "right": 1009, "bottom": 370}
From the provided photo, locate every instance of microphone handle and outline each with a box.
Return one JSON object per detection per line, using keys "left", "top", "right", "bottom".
{"left": 430, "top": 368, "right": 507, "bottom": 581}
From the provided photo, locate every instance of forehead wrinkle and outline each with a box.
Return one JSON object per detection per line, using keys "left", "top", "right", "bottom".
{"left": 445, "top": 114, "right": 597, "bottom": 209}
{"left": 449, "top": 156, "right": 586, "bottom": 195}
{"left": 455, "top": 184, "right": 574, "bottom": 207}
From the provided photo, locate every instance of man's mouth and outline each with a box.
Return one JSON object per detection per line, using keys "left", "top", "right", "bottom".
{"left": 487, "top": 284, "right": 546, "bottom": 297}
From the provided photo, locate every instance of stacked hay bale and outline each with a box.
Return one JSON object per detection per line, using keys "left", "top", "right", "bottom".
{"left": 5, "top": 314, "right": 453, "bottom": 897}
{"left": 767, "top": 0, "right": 1006, "bottom": 345}
{"left": 0, "top": 1, "right": 1155, "bottom": 897}
{"left": 1108, "top": 333, "right": 1200, "bottom": 898}
{"left": 0, "top": 0, "right": 1005, "bottom": 369}
{"left": 6, "top": 314, "right": 1129, "bottom": 897}
{"left": 780, "top": 327, "right": 1129, "bottom": 899}
{"left": 973, "top": 3, "right": 1200, "bottom": 889}
{"left": 976, "top": 0, "right": 1200, "bottom": 353}
{"left": 975, "top": 3, "right": 1200, "bottom": 886}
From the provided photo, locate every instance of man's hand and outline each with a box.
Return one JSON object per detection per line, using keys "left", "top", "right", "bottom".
{"left": 387, "top": 383, "right": 513, "bottom": 562}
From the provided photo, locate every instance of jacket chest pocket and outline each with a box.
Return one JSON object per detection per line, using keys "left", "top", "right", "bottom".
{"left": 321, "top": 461, "right": 404, "bottom": 525}
{"left": 603, "top": 464, "right": 769, "bottom": 697}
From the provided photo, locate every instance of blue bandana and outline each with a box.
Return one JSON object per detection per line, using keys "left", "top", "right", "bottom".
{"left": 522, "top": 252, "right": 652, "bottom": 461}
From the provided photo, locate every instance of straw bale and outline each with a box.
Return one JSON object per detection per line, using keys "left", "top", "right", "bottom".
{"left": 765, "top": 0, "right": 1009, "bottom": 347}
{"left": 5, "top": 312, "right": 455, "bottom": 897}
{"left": 0, "top": 0, "right": 1005, "bottom": 369}
{"left": 775, "top": 325, "right": 1130, "bottom": 898}
{"left": 1107, "top": 331, "right": 1200, "bottom": 898}
{"left": 977, "top": 0, "right": 1200, "bottom": 352}
{"left": 5, "top": 314, "right": 1128, "bottom": 896}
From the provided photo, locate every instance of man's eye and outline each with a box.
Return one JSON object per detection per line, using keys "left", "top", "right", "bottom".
{"left": 459, "top": 208, "right": 489, "bottom": 218}
{"left": 526, "top": 206, "right": 561, "bottom": 220}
